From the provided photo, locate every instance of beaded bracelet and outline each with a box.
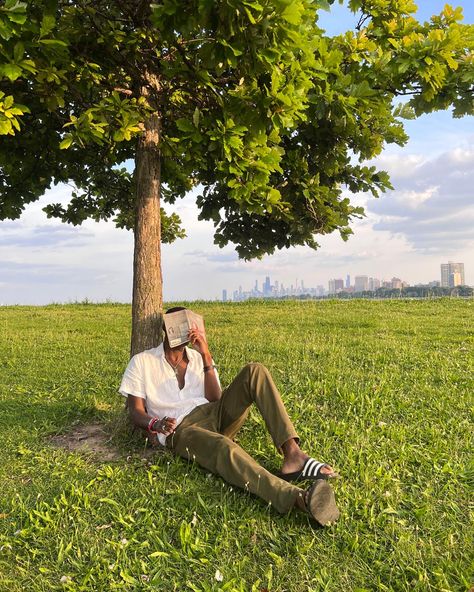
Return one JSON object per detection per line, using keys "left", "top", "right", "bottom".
{"left": 147, "top": 417, "right": 159, "bottom": 433}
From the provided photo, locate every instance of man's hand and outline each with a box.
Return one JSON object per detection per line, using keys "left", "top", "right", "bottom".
{"left": 188, "top": 325, "right": 221, "bottom": 402}
{"left": 188, "top": 326, "right": 210, "bottom": 358}
{"left": 153, "top": 416, "right": 177, "bottom": 436}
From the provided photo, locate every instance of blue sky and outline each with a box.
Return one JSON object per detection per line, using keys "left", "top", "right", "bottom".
{"left": 1, "top": 1, "right": 473, "bottom": 304}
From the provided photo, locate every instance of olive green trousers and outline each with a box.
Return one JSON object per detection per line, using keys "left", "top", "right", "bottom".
{"left": 166, "top": 363, "right": 301, "bottom": 513}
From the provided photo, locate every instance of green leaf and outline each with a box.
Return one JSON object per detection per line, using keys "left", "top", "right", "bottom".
{"left": 5, "top": 5, "right": 27, "bottom": 25}
{"left": 40, "top": 15, "right": 56, "bottom": 37}
{"left": 268, "top": 188, "right": 281, "bottom": 203}
{"left": 13, "top": 41, "right": 24, "bottom": 61}
{"left": 38, "top": 38, "right": 67, "bottom": 48}
{"left": 281, "top": 1, "right": 303, "bottom": 24}
{"left": 3, "top": 95, "right": 14, "bottom": 109}
{"left": 393, "top": 103, "right": 416, "bottom": 120}
{"left": 0, "top": 119, "right": 12, "bottom": 134}
{"left": 59, "top": 136, "right": 73, "bottom": 149}
{"left": 1, "top": 63, "right": 22, "bottom": 81}
{"left": 176, "top": 118, "right": 195, "bottom": 132}
{"left": 0, "top": 21, "right": 13, "bottom": 40}
{"left": 243, "top": 6, "right": 256, "bottom": 24}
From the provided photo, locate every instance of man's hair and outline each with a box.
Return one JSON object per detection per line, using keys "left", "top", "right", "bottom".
{"left": 165, "top": 306, "right": 186, "bottom": 315}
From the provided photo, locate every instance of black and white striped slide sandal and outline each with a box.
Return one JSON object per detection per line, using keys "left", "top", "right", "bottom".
{"left": 277, "top": 457, "right": 340, "bottom": 482}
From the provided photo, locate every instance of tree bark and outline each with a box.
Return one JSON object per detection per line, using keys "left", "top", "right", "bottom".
{"left": 130, "top": 100, "right": 163, "bottom": 357}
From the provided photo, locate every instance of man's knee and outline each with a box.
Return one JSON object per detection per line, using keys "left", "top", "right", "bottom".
{"left": 245, "top": 362, "right": 268, "bottom": 376}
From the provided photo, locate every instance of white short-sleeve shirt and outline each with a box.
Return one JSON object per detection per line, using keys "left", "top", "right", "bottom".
{"left": 119, "top": 344, "right": 219, "bottom": 445}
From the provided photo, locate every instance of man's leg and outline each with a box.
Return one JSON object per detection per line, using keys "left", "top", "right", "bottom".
{"left": 216, "top": 363, "right": 298, "bottom": 447}
{"left": 169, "top": 422, "right": 302, "bottom": 514}
{"left": 166, "top": 373, "right": 339, "bottom": 524}
{"left": 216, "top": 363, "right": 336, "bottom": 477}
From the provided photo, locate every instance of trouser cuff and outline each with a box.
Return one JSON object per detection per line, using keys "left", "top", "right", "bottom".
{"left": 275, "top": 429, "right": 300, "bottom": 454}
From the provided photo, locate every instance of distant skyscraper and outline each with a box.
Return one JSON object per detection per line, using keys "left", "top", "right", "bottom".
{"left": 391, "top": 277, "right": 402, "bottom": 289}
{"left": 368, "top": 277, "right": 380, "bottom": 291}
{"left": 264, "top": 276, "right": 271, "bottom": 295}
{"left": 441, "top": 262, "right": 465, "bottom": 287}
{"left": 222, "top": 289, "right": 227, "bottom": 302}
{"left": 354, "top": 275, "right": 368, "bottom": 292}
{"left": 346, "top": 274, "right": 350, "bottom": 289}
{"left": 328, "top": 279, "right": 344, "bottom": 294}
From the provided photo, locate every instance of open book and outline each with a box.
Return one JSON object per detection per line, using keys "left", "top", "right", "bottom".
{"left": 163, "top": 309, "right": 205, "bottom": 348}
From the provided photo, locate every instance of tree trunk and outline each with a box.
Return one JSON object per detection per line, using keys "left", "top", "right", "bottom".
{"left": 130, "top": 105, "right": 163, "bottom": 357}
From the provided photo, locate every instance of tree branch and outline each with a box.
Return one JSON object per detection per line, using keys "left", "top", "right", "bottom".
{"left": 355, "top": 13, "right": 371, "bottom": 31}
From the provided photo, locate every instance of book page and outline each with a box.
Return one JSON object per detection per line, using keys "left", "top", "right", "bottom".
{"left": 163, "top": 310, "right": 190, "bottom": 347}
{"left": 186, "top": 310, "right": 205, "bottom": 334}
{"left": 163, "top": 310, "right": 205, "bottom": 348}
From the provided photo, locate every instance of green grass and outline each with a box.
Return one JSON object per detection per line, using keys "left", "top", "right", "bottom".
{"left": 0, "top": 300, "right": 472, "bottom": 591}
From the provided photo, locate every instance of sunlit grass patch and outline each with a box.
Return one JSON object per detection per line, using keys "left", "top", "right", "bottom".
{"left": 0, "top": 299, "right": 472, "bottom": 591}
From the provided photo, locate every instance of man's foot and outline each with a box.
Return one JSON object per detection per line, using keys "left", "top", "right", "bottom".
{"left": 280, "top": 439, "right": 339, "bottom": 481}
{"left": 280, "top": 449, "right": 308, "bottom": 475}
{"left": 280, "top": 453, "right": 338, "bottom": 479}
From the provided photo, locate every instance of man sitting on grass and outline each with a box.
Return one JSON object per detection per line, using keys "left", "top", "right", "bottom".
{"left": 119, "top": 307, "right": 340, "bottom": 526}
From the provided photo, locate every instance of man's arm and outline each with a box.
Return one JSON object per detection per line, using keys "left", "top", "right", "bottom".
{"left": 127, "top": 394, "right": 177, "bottom": 435}
{"left": 188, "top": 328, "right": 222, "bottom": 402}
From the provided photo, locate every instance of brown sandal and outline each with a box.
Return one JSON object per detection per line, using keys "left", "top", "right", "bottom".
{"left": 304, "top": 480, "right": 340, "bottom": 526}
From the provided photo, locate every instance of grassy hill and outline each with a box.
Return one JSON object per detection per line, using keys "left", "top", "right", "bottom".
{"left": 0, "top": 300, "right": 471, "bottom": 591}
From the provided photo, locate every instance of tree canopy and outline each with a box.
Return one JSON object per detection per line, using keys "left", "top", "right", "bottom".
{"left": 1, "top": 0, "right": 472, "bottom": 256}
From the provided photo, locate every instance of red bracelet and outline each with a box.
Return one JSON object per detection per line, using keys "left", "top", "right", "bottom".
{"left": 147, "top": 417, "right": 159, "bottom": 433}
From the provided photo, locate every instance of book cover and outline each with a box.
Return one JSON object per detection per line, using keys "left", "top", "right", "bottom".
{"left": 163, "top": 310, "right": 205, "bottom": 348}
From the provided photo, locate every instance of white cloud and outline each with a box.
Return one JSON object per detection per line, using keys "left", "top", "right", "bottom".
{"left": 366, "top": 145, "right": 474, "bottom": 254}
{"left": 399, "top": 186, "right": 439, "bottom": 210}
{"left": 0, "top": 185, "right": 134, "bottom": 304}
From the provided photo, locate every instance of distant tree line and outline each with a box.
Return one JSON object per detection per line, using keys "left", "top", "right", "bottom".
{"left": 284, "top": 285, "right": 474, "bottom": 300}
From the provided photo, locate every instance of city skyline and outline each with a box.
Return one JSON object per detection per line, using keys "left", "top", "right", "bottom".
{"left": 220, "top": 261, "right": 467, "bottom": 301}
